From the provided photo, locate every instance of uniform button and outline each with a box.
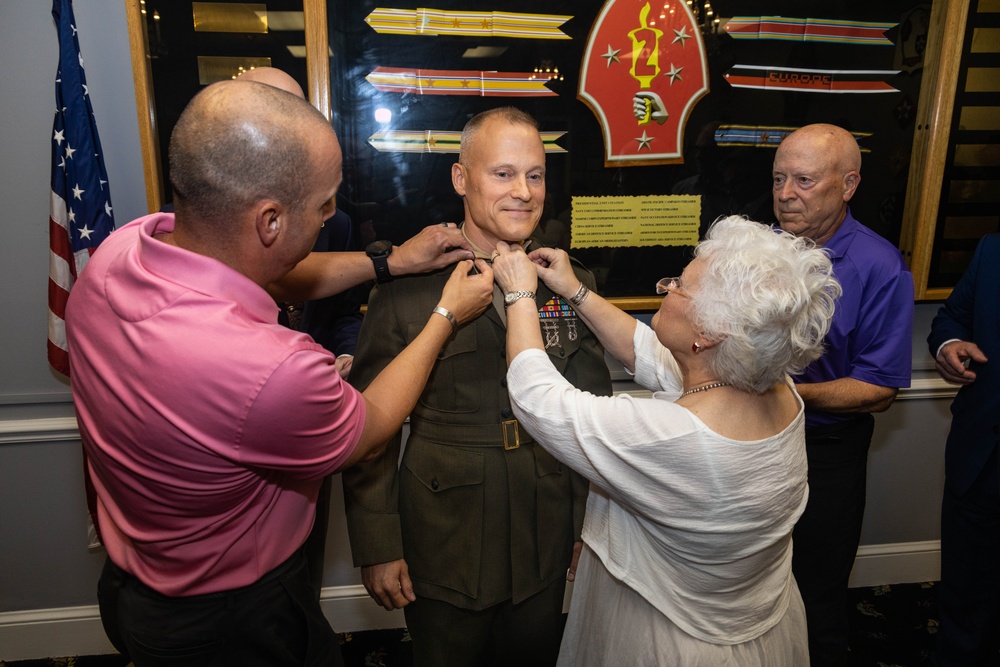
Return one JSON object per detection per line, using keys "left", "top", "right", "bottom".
{"left": 501, "top": 407, "right": 513, "bottom": 419}
{"left": 431, "top": 478, "right": 439, "bottom": 491}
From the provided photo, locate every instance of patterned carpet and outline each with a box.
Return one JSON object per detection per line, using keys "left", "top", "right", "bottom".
{"left": 0, "top": 582, "right": 956, "bottom": 667}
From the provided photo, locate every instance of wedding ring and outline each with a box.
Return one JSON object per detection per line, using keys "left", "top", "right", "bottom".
{"left": 490, "top": 251, "right": 500, "bottom": 261}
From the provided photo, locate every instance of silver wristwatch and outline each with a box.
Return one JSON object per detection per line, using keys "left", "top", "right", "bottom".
{"left": 503, "top": 290, "right": 536, "bottom": 309}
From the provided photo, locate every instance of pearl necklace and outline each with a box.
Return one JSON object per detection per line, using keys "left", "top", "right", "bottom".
{"left": 680, "top": 381, "right": 730, "bottom": 398}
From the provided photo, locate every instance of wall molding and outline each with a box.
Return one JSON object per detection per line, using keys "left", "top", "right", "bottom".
{"left": 0, "top": 379, "right": 958, "bottom": 447}
{"left": 0, "top": 541, "right": 941, "bottom": 661}
{"left": 0, "top": 417, "right": 79, "bottom": 445}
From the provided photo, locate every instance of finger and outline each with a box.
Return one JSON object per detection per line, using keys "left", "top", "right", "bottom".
{"left": 476, "top": 260, "right": 495, "bottom": 283}
{"left": 440, "top": 248, "right": 475, "bottom": 264}
{"left": 399, "top": 571, "right": 417, "bottom": 603}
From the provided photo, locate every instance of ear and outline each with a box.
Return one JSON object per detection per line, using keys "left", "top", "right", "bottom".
{"left": 452, "top": 162, "right": 467, "bottom": 197}
{"left": 254, "top": 201, "right": 283, "bottom": 248}
{"left": 695, "top": 332, "right": 725, "bottom": 352}
{"left": 842, "top": 171, "right": 861, "bottom": 202}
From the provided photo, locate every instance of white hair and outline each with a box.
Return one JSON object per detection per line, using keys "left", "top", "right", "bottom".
{"left": 689, "top": 216, "right": 842, "bottom": 393}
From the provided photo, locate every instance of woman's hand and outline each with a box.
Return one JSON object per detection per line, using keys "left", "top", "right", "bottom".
{"left": 437, "top": 259, "right": 494, "bottom": 325}
{"left": 491, "top": 242, "right": 539, "bottom": 294}
{"left": 528, "top": 246, "right": 579, "bottom": 298}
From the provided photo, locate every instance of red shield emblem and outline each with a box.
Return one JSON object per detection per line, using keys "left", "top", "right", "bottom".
{"left": 579, "top": 1, "right": 709, "bottom": 166}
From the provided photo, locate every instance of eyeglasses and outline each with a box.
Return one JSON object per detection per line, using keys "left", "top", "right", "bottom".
{"left": 656, "top": 276, "right": 690, "bottom": 298}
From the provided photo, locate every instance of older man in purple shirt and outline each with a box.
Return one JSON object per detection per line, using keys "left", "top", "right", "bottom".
{"left": 772, "top": 124, "right": 913, "bottom": 667}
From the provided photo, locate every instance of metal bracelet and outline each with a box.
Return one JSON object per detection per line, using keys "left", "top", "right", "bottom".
{"left": 569, "top": 283, "right": 590, "bottom": 307}
{"left": 431, "top": 305, "right": 458, "bottom": 333}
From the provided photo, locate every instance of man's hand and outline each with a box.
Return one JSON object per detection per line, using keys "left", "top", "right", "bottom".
{"left": 334, "top": 355, "right": 354, "bottom": 379}
{"left": 361, "top": 559, "right": 416, "bottom": 611}
{"left": 438, "top": 259, "right": 494, "bottom": 326}
{"left": 936, "top": 340, "right": 988, "bottom": 385}
{"left": 388, "top": 223, "right": 474, "bottom": 276}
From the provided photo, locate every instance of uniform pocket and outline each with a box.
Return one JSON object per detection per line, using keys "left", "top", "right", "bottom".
{"left": 399, "top": 440, "right": 485, "bottom": 597}
{"left": 408, "top": 322, "right": 482, "bottom": 414}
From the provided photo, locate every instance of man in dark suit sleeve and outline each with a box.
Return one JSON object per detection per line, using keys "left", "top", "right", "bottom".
{"left": 928, "top": 233, "right": 1000, "bottom": 667}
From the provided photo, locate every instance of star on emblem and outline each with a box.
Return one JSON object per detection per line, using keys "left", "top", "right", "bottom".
{"left": 635, "top": 131, "right": 654, "bottom": 151}
{"left": 672, "top": 26, "right": 691, "bottom": 47}
{"left": 602, "top": 45, "right": 621, "bottom": 67}
{"left": 665, "top": 64, "right": 683, "bottom": 85}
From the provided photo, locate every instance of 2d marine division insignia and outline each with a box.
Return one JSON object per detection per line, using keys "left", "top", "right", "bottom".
{"left": 579, "top": 0, "right": 709, "bottom": 166}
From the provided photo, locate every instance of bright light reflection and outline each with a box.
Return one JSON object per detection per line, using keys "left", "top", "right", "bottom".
{"left": 374, "top": 108, "right": 392, "bottom": 124}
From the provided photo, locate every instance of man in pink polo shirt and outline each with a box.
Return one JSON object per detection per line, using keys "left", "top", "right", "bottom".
{"left": 66, "top": 79, "right": 494, "bottom": 667}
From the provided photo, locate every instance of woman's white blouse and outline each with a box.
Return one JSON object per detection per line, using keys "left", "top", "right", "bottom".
{"left": 507, "top": 321, "right": 808, "bottom": 644}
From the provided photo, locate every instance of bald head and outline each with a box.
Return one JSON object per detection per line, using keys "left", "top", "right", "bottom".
{"left": 168, "top": 79, "right": 339, "bottom": 239}
{"left": 772, "top": 123, "right": 862, "bottom": 245}
{"left": 236, "top": 67, "right": 305, "bottom": 99}
{"left": 780, "top": 123, "right": 861, "bottom": 174}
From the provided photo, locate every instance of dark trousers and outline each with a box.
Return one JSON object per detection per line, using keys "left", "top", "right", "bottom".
{"left": 303, "top": 475, "right": 333, "bottom": 594}
{"left": 933, "top": 445, "right": 1000, "bottom": 667}
{"left": 98, "top": 550, "right": 344, "bottom": 667}
{"left": 792, "top": 414, "right": 875, "bottom": 667}
{"left": 403, "top": 575, "right": 567, "bottom": 667}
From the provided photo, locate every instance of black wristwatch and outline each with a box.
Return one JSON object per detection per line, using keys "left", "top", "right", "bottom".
{"left": 366, "top": 240, "right": 393, "bottom": 284}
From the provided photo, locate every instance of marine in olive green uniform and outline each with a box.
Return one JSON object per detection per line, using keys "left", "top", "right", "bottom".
{"left": 343, "top": 108, "right": 613, "bottom": 666}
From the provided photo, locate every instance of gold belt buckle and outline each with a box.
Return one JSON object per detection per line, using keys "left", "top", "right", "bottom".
{"left": 502, "top": 419, "right": 520, "bottom": 450}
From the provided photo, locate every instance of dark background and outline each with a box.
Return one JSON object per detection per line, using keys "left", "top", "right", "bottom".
{"left": 143, "top": 0, "right": 932, "bottom": 297}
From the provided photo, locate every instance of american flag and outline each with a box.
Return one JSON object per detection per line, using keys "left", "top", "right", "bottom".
{"left": 48, "top": 0, "right": 116, "bottom": 377}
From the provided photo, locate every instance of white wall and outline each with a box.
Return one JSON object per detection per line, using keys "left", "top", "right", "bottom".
{"left": 0, "top": 0, "right": 958, "bottom": 660}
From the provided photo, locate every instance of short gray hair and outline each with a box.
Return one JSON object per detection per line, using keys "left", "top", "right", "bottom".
{"left": 459, "top": 107, "right": 538, "bottom": 167}
{"left": 689, "top": 216, "right": 841, "bottom": 393}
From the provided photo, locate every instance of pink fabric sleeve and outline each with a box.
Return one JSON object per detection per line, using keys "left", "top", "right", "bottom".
{"left": 238, "top": 346, "right": 366, "bottom": 478}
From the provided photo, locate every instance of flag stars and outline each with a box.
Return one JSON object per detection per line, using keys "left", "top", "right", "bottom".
{"left": 672, "top": 26, "right": 691, "bottom": 46}
{"left": 635, "top": 131, "right": 654, "bottom": 151}
{"left": 602, "top": 45, "right": 621, "bottom": 67}
{"left": 54, "top": 129, "right": 65, "bottom": 145}
{"left": 72, "top": 183, "right": 85, "bottom": 200}
{"left": 78, "top": 225, "right": 94, "bottom": 241}
{"left": 105, "top": 201, "right": 113, "bottom": 217}
{"left": 665, "top": 64, "right": 683, "bottom": 84}
{"left": 64, "top": 144, "right": 76, "bottom": 160}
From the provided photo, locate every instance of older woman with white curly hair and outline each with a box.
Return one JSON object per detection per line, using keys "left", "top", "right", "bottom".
{"left": 490, "top": 215, "right": 841, "bottom": 666}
